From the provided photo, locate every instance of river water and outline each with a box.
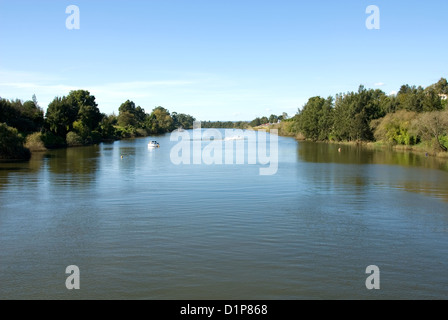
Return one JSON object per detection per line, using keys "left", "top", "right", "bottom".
{"left": 1, "top": 130, "right": 447, "bottom": 299}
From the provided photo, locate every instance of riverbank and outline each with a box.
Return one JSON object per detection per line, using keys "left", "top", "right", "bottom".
{"left": 255, "top": 123, "right": 448, "bottom": 160}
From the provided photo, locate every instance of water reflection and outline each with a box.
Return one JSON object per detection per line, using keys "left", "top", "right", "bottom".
{"left": 297, "top": 141, "right": 448, "bottom": 202}
{"left": 297, "top": 141, "right": 448, "bottom": 171}
{"left": 44, "top": 145, "right": 101, "bottom": 187}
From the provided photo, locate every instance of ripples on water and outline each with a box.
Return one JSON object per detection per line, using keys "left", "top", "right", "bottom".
{"left": 0, "top": 133, "right": 447, "bottom": 299}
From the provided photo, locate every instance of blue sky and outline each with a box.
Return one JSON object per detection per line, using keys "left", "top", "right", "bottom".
{"left": 0, "top": 0, "right": 447, "bottom": 121}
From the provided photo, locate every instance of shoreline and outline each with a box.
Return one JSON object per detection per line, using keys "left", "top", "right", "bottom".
{"left": 254, "top": 124, "right": 448, "bottom": 160}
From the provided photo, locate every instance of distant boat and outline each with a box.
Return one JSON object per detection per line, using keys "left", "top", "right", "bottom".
{"left": 148, "top": 141, "right": 160, "bottom": 148}
{"left": 224, "top": 136, "right": 244, "bottom": 141}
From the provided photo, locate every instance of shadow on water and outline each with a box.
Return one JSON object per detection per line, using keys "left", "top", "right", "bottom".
{"left": 298, "top": 141, "right": 448, "bottom": 171}
{"left": 45, "top": 145, "right": 101, "bottom": 187}
{"left": 0, "top": 152, "right": 48, "bottom": 191}
{"left": 297, "top": 141, "right": 448, "bottom": 202}
{"left": 0, "top": 145, "right": 102, "bottom": 190}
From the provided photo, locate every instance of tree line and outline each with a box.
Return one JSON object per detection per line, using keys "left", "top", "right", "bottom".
{"left": 281, "top": 78, "right": 448, "bottom": 153}
{"left": 0, "top": 90, "right": 195, "bottom": 160}
{"left": 201, "top": 113, "right": 289, "bottom": 129}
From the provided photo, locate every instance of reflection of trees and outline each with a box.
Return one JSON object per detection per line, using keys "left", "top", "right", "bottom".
{"left": 298, "top": 141, "right": 448, "bottom": 171}
{"left": 297, "top": 141, "right": 448, "bottom": 202}
{"left": 0, "top": 153, "right": 46, "bottom": 191}
{"left": 47, "top": 145, "right": 100, "bottom": 186}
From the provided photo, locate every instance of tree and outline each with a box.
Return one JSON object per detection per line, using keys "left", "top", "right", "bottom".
{"left": 146, "top": 107, "right": 173, "bottom": 133}
{"left": 269, "top": 114, "right": 278, "bottom": 124}
{"left": 249, "top": 117, "right": 261, "bottom": 127}
{"left": 78, "top": 104, "right": 103, "bottom": 132}
{"left": 118, "top": 111, "right": 137, "bottom": 127}
{"left": 172, "top": 112, "right": 196, "bottom": 129}
{"left": 260, "top": 116, "right": 269, "bottom": 124}
{"left": 118, "top": 100, "right": 146, "bottom": 128}
{"left": 45, "top": 96, "right": 77, "bottom": 137}
{"left": 434, "top": 78, "right": 448, "bottom": 94}
{"left": 412, "top": 111, "right": 448, "bottom": 152}
{"left": 332, "top": 86, "right": 385, "bottom": 141}
{"left": 397, "top": 85, "right": 425, "bottom": 112}
{"left": 99, "top": 114, "right": 118, "bottom": 139}
{"left": 371, "top": 110, "right": 418, "bottom": 145}
{"left": 423, "top": 88, "right": 443, "bottom": 112}
{"left": 32, "top": 94, "right": 39, "bottom": 108}
{"left": 69, "top": 90, "right": 102, "bottom": 133}
{"left": 119, "top": 100, "right": 136, "bottom": 114}
{"left": 297, "top": 96, "right": 334, "bottom": 141}
{"left": 0, "top": 98, "right": 44, "bottom": 133}
{"left": 0, "top": 123, "right": 31, "bottom": 160}
{"left": 45, "top": 90, "right": 100, "bottom": 141}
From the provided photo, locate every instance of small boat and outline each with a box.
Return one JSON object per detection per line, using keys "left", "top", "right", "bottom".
{"left": 148, "top": 140, "right": 160, "bottom": 148}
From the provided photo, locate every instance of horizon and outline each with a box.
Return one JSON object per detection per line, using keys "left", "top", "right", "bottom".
{"left": 1, "top": 0, "right": 447, "bottom": 121}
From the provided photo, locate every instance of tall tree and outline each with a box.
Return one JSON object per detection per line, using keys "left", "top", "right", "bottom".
{"left": 412, "top": 111, "right": 448, "bottom": 152}
{"left": 45, "top": 96, "right": 77, "bottom": 137}
{"left": 146, "top": 107, "right": 173, "bottom": 133}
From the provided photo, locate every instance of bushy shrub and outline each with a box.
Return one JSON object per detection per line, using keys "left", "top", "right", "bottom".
{"left": 25, "top": 132, "right": 47, "bottom": 152}
{"left": 371, "top": 110, "right": 418, "bottom": 145}
{"left": 66, "top": 131, "right": 83, "bottom": 147}
{"left": 41, "top": 132, "right": 67, "bottom": 149}
{"left": 0, "top": 123, "right": 31, "bottom": 160}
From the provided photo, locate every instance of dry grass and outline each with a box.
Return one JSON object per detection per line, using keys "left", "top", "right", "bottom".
{"left": 25, "top": 132, "right": 47, "bottom": 152}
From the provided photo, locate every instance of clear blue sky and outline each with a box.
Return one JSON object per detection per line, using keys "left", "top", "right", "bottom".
{"left": 0, "top": 0, "right": 447, "bottom": 121}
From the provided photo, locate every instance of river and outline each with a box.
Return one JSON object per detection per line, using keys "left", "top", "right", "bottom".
{"left": 1, "top": 130, "right": 447, "bottom": 299}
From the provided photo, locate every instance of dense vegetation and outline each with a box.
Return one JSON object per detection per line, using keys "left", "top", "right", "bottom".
{"left": 201, "top": 113, "right": 288, "bottom": 129}
{"left": 2, "top": 77, "right": 447, "bottom": 161}
{"left": 0, "top": 123, "right": 31, "bottom": 160}
{"left": 0, "top": 90, "right": 195, "bottom": 160}
{"left": 280, "top": 78, "right": 448, "bottom": 154}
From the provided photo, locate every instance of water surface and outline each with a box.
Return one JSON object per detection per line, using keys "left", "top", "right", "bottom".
{"left": 1, "top": 133, "right": 447, "bottom": 299}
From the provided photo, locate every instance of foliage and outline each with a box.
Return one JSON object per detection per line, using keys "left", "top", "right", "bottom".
{"left": 0, "top": 123, "right": 31, "bottom": 160}
{"left": 297, "top": 96, "right": 334, "bottom": 141}
{"left": 371, "top": 110, "right": 418, "bottom": 145}
{"left": 145, "top": 106, "right": 173, "bottom": 134}
{"left": 40, "top": 132, "right": 67, "bottom": 149}
{"left": 0, "top": 98, "right": 44, "bottom": 133}
{"left": 332, "top": 86, "right": 385, "bottom": 141}
{"left": 172, "top": 112, "right": 196, "bottom": 129}
{"left": 25, "top": 132, "right": 47, "bottom": 152}
{"left": 66, "top": 131, "right": 84, "bottom": 147}
{"left": 412, "top": 111, "right": 448, "bottom": 152}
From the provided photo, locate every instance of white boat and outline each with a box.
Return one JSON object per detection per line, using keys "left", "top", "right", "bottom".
{"left": 224, "top": 136, "right": 244, "bottom": 141}
{"left": 148, "top": 140, "right": 160, "bottom": 148}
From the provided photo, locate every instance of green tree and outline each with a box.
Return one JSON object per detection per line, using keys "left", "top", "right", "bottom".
{"left": 260, "top": 116, "right": 269, "bottom": 124}
{"left": 422, "top": 88, "right": 443, "bottom": 112}
{"left": 99, "top": 114, "right": 118, "bottom": 139}
{"left": 249, "top": 117, "right": 261, "bottom": 127}
{"left": 172, "top": 112, "right": 196, "bottom": 129}
{"left": 397, "top": 85, "right": 425, "bottom": 112}
{"left": 371, "top": 110, "right": 418, "bottom": 145}
{"left": 118, "top": 111, "right": 137, "bottom": 127}
{"left": 118, "top": 100, "right": 146, "bottom": 128}
{"left": 332, "top": 86, "right": 385, "bottom": 141}
{"left": 412, "top": 111, "right": 448, "bottom": 152}
{"left": 269, "top": 114, "right": 278, "bottom": 124}
{"left": 146, "top": 107, "right": 173, "bottom": 133}
{"left": 297, "top": 96, "right": 334, "bottom": 141}
{"left": 0, "top": 123, "right": 31, "bottom": 160}
{"left": 46, "top": 90, "right": 100, "bottom": 141}
{"left": 0, "top": 98, "right": 44, "bottom": 133}
{"left": 66, "top": 131, "right": 84, "bottom": 147}
{"left": 433, "top": 78, "right": 448, "bottom": 94}
{"left": 45, "top": 96, "right": 78, "bottom": 137}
